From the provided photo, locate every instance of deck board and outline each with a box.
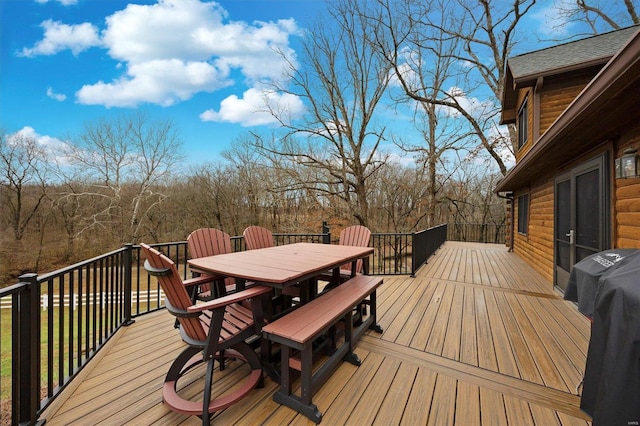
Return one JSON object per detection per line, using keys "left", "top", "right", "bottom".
{"left": 459, "top": 286, "right": 477, "bottom": 364}
{"left": 455, "top": 381, "right": 481, "bottom": 425}
{"left": 44, "top": 242, "right": 592, "bottom": 425}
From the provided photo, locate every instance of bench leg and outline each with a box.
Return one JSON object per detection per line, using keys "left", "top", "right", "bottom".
{"left": 369, "top": 291, "right": 384, "bottom": 333}
{"left": 279, "top": 345, "right": 292, "bottom": 396}
{"left": 343, "top": 311, "right": 361, "bottom": 366}
{"left": 273, "top": 391, "right": 322, "bottom": 424}
{"left": 273, "top": 344, "right": 322, "bottom": 424}
{"left": 300, "top": 345, "right": 313, "bottom": 405}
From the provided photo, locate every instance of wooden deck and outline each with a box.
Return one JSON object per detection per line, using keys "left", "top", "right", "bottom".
{"left": 43, "top": 242, "right": 592, "bottom": 425}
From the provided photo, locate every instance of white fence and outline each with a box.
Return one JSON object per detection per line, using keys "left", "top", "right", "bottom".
{"left": 0, "top": 290, "right": 165, "bottom": 310}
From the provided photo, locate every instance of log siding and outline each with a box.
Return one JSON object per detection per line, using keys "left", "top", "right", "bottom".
{"left": 513, "top": 180, "right": 554, "bottom": 284}
{"left": 615, "top": 127, "right": 640, "bottom": 248}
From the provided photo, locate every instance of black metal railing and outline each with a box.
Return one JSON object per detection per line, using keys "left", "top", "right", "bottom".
{"left": 370, "top": 232, "right": 412, "bottom": 274}
{"left": 0, "top": 242, "right": 188, "bottom": 426}
{"left": 447, "top": 223, "right": 506, "bottom": 244}
{"left": 412, "top": 224, "right": 448, "bottom": 276}
{"left": 2, "top": 250, "right": 132, "bottom": 426}
{"left": 0, "top": 222, "right": 451, "bottom": 424}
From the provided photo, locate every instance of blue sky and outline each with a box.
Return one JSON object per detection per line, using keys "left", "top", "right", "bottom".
{"left": 0, "top": 0, "right": 633, "bottom": 166}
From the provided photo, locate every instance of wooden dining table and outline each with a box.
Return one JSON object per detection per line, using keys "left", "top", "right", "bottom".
{"left": 188, "top": 242, "right": 376, "bottom": 384}
{"left": 187, "top": 242, "right": 374, "bottom": 302}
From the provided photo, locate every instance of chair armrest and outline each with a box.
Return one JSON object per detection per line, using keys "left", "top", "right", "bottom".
{"left": 187, "top": 285, "right": 272, "bottom": 313}
{"left": 182, "top": 274, "right": 224, "bottom": 288}
{"left": 145, "top": 260, "right": 224, "bottom": 288}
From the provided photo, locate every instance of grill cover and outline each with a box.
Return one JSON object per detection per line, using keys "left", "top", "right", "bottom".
{"left": 576, "top": 250, "right": 640, "bottom": 425}
{"left": 564, "top": 248, "right": 638, "bottom": 317}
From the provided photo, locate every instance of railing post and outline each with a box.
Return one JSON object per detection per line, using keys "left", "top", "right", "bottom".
{"left": 411, "top": 232, "right": 417, "bottom": 277}
{"left": 123, "top": 244, "right": 135, "bottom": 326}
{"left": 322, "top": 221, "right": 331, "bottom": 244}
{"left": 15, "top": 273, "right": 41, "bottom": 425}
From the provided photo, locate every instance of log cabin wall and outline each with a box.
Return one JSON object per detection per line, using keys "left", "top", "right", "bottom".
{"left": 499, "top": 26, "right": 640, "bottom": 289}
{"left": 515, "top": 70, "right": 597, "bottom": 163}
{"left": 614, "top": 125, "right": 640, "bottom": 248}
{"left": 538, "top": 69, "right": 598, "bottom": 136}
{"left": 511, "top": 81, "right": 558, "bottom": 284}
{"left": 513, "top": 179, "right": 554, "bottom": 283}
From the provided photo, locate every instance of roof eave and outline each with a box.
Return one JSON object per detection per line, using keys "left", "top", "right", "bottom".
{"left": 495, "top": 29, "right": 640, "bottom": 193}
{"left": 511, "top": 56, "right": 613, "bottom": 87}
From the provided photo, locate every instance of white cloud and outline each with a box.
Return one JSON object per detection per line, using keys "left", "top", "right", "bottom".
{"left": 388, "top": 47, "right": 422, "bottom": 90}
{"left": 76, "top": 59, "right": 230, "bottom": 107}
{"left": 200, "top": 88, "right": 305, "bottom": 127}
{"left": 46, "top": 87, "right": 67, "bottom": 101}
{"left": 389, "top": 62, "right": 415, "bottom": 89}
{"left": 101, "top": 0, "right": 226, "bottom": 64}
{"left": 20, "top": 20, "right": 100, "bottom": 56}
{"left": 21, "top": 0, "right": 302, "bottom": 120}
{"left": 386, "top": 151, "right": 415, "bottom": 168}
{"left": 15, "top": 126, "right": 61, "bottom": 148}
{"left": 486, "top": 124, "right": 515, "bottom": 168}
{"left": 72, "top": 0, "right": 300, "bottom": 108}
{"left": 13, "top": 126, "right": 71, "bottom": 163}
{"left": 195, "top": 18, "right": 299, "bottom": 84}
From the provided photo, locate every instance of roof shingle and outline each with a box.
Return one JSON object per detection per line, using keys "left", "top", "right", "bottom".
{"left": 508, "top": 25, "right": 639, "bottom": 82}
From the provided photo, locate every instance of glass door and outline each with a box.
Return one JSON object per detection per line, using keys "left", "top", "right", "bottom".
{"left": 554, "top": 155, "right": 609, "bottom": 291}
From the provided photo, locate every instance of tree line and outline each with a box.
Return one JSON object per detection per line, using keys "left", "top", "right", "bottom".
{"left": 0, "top": 115, "right": 505, "bottom": 285}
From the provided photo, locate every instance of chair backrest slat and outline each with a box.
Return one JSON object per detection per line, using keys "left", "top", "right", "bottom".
{"left": 243, "top": 226, "right": 274, "bottom": 250}
{"left": 339, "top": 225, "right": 372, "bottom": 273}
{"left": 141, "top": 244, "right": 207, "bottom": 341}
{"left": 187, "top": 228, "right": 236, "bottom": 292}
{"left": 187, "top": 228, "right": 233, "bottom": 258}
{"left": 339, "top": 225, "right": 371, "bottom": 247}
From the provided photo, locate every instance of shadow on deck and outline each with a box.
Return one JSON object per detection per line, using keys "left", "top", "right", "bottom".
{"left": 43, "top": 242, "right": 591, "bottom": 425}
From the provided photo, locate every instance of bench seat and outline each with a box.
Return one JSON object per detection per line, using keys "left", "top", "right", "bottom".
{"left": 262, "top": 274, "right": 384, "bottom": 423}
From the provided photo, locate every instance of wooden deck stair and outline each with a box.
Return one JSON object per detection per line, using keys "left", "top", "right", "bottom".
{"left": 43, "top": 242, "right": 591, "bottom": 425}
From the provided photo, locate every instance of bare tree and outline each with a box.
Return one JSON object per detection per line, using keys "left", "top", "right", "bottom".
{"left": 553, "top": 0, "right": 639, "bottom": 35}
{"left": 369, "top": 161, "right": 429, "bottom": 230}
{"left": 0, "top": 130, "right": 49, "bottom": 241}
{"left": 51, "top": 179, "right": 84, "bottom": 261}
{"left": 254, "top": 0, "right": 394, "bottom": 227}
{"left": 374, "top": 0, "right": 479, "bottom": 226}
{"left": 0, "top": 130, "right": 51, "bottom": 280}
{"left": 60, "top": 112, "right": 183, "bottom": 244}
{"left": 222, "top": 137, "right": 278, "bottom": 229}
{"left": 365, "top": 0, "right": 535, "bottom": 176}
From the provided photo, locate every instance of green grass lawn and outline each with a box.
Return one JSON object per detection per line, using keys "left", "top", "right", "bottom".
{"left": 1, "top": 298, "right": 162, "bottom": 403}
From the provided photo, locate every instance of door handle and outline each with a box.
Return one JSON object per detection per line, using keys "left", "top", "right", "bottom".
{"left": 566, "top": 230, "right": 575, "bottom": 245}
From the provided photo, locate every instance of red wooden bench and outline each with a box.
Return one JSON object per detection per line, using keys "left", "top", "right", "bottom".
{"left": 261, "top": 274, "right": 384, "bottom": 423}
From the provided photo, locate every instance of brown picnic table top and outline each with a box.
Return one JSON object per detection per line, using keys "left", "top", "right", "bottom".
{"left": 187, "top": 242, "right": 373, "bottom": 290}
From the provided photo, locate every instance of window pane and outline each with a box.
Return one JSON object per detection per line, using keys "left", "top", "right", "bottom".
{"left": 518, "top": 194, "right": 529, "bottom": 234}
{"left": 518, "top": 98, "right": 528, "bottom": 148}
{"left": 576, "top": 169, "right": 599, "bottom": 248}
{"left": 557, "top": 242, "right": 571, "bottom": 270}
{"left": 556, "top": 179, "right": 570, "bottom": 242}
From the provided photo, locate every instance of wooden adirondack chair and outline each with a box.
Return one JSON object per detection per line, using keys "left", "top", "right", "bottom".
{"left": 242, "top": 226, "right": 274, "bottom": 250}
{"left": 337, "top": 225, "right": 372, "bottom": 276}
{"left": 141, "top": 243, "right": 271, "bottom": 425}
{"left": 319, "top": 225, "right": 372, "bottom": 287}
{"left": 187, "top": 228, "right": 236, "bottom": 299}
